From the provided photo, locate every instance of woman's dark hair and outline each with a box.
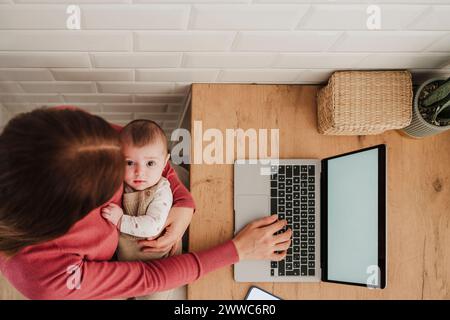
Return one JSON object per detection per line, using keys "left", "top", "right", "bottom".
{"left": 0, "top": 109, "right": 124, "bottom": 256}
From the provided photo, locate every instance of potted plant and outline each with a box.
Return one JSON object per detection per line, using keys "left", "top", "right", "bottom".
{"left": 402, "top": 77, "right": 450, "bottom": 138}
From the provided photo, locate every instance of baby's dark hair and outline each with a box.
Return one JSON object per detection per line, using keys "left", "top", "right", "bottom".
{"left": 120, "top": 119, "right": 168, "bottom": 153}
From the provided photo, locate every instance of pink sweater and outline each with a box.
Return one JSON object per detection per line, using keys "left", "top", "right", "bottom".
{"left": 0, "top": 164, "right": 239, "bottom": 299}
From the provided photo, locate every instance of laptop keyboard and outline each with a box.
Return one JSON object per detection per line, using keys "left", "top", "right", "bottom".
{"left": 270, "top": 164, "right": 317, "bottom": 277}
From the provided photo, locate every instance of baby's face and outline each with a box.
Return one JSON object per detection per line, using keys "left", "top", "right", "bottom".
{"left": 123, "top": 141, "right": 169, "bottom": 191}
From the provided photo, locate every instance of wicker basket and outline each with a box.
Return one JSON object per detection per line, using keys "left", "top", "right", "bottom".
{"left": 317, "top": 71, "right": 413, "bottom": 135}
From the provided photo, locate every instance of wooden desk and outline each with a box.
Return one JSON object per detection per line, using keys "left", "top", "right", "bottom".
{"left": 188, "top": 84, "right": 450, "bottom": 300}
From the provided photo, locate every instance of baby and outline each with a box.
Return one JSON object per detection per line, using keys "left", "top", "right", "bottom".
{"left": 101, "top": 119, "right": 173, "bottom": 263}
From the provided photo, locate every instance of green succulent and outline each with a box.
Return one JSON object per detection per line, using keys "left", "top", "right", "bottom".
{"left": 419, "top": 77, "right": 450, "bottom": 126}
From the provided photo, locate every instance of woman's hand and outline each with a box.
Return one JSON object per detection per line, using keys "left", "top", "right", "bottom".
{"left": 232, "top": 215, "right": 291, "bottom": 261}
{"left": 138, "top": 207, "right": 193, "bottom": 255}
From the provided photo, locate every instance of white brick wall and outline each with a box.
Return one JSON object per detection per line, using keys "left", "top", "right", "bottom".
{"left": 0, "top": 0, "right": 449, "bottom": 135}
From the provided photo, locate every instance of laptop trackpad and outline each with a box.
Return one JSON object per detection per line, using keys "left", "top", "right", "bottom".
{"left": 234, "top": 195, "right": 270, "bottom": 234}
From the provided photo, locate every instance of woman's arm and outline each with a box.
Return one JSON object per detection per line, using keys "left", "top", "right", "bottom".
{"left": 2, "top": 215, "right": 289, "bottom": 300}
{"left": 5, "top": 241, "right": 238, "bottom": 300}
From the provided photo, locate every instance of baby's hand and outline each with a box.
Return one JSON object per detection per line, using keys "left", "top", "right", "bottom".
{"left": 101, "top": 203, "right": 123, "bottom": 228}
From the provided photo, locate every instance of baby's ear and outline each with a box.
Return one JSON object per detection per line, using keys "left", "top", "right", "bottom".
{"left": 165, "top": 153, "right": 170, "bottom": 164}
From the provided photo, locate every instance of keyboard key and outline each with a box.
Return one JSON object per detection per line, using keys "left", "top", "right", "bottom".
{"left": 301, "top": 188, "right": 307, "bottom": 195}
{"left": 301, "top": 250, "right": 307, "bottom": 257}
{"left": 301, "top": 173, "right": 307, "bottom": 180}
{"left": 287, "top": 217, "right": 292, "bottom": 224}
{"left": 286, "top": 209, "right": 292, "bottom": 217}
{"left": 294, "top": 261, "right": 300, "bottom": 269}
{"left": 308, "top": 223, "right": 315, "bottom": 229}
{"left": 308, "top": 238, "right": 315, "bottom": 245}
{"left": 293, "top": 246, "right": 300, "bottom": 253}
{"left": 293, "top": 269, "right": 300, "bottom": 276}
{"left": 308, "top": 231, "right": 315, "bottom": 237}
{"left": 308, "top": 185, "right": 315, "bottom": 191}
{"left": 293, "top": 166, "right": 300, "bottom": 176}
{"left": 308, "top": 254, "right": 315, "bottom": 260}
{"left": 301, "top": 196, "right": 307, "bottom": 202}
{"left": 308, "top": 177, "right": 315, "bottom": 183}
{"left": 278, "top": 190, "right": 285, "bottom": 197}
{"left": 301, "top": 204, "right": 307, "bottom": 210}
{"left": 294, "top": 200, "right": 300, "bottom": 207}
{"left": 308, "top": 208, "right": 315, "bottom": 214}
{"left": 294, "top": 222, "right": 300, "bottom": 229}
{"left": 294, "top": 230, "right": 300, "bottom": 238}
{"left": 301, "top": 166, "right": 307, "bottom": 173}
{"left": 286, "top": 194, "right": 292, "bottom": 201}
{"left": 308, "top": 192, "right": 315, "bottom": 199}
{"left": 301, "top": 212, "right": 307, "bottom": 218}
{"left": 278, "top": 198, "right": 285, "bottom": 205}
{"left": 271, "top": 261, "right": 277, "bottom": 268}
{"left": 278, "top": 175, "right": 285, "bottom": 182}
{"left": 271, "top": 269, "right": 275, "bottom": 276}
{"left": 301, "top": 219, "right": 307, "bottom": 226}
{"left": 301, "top": 242, "right": 307, "bottom": 249}
{"left": 286, "top": 186, "right": 293, "bottom": 193}
{"left": 271, "top": 180, "right": 277, "bottom": 188}
{"left": 294, "top": 208, "right": 300, "bottom": 215}
{"left": 271, "top": 199, "right": 277, "bottom": 214}
{"left": 286, "top": 166, "right": 292, "bottom": 178}
{"left": 301, "top": 181, "right": 307, "bottom": 188}
{"left": 301, "top": 234, "right": 307, "bottom": 241}
{"left": 278, "top": 166, "right": 285, "bottom": 174}
{"left": 308, "top": 165, "right": 315, "bottom": 175}
{"left": 294, "top": 254, "right": 300, "bottom": 261}
{"left": 293, "top": 215, "right": 300, "bottom": 222}
{"left": 293, "top": 185, "right": 300, "bottom": 192}
{"left": 308, "top": 269, "right": 315, "bottom": 276}
{"left": 294, "top": 192, "right": 300, "bottom": 199}
{"left": 286, "top": 270, "right": 296, "bottom": 276}
{"left": 279, "top": 206, "right": 285, "bottom": 212}
{"left": 308, "top": 200, "right": 315, "bottom": 207}
{"left": 308, "top": 261, "right": 315, "bottom": 268}
{"left": 279, "top": 214, "right": 285, "bottom": 220}
{"left": 293, "top": 238, "right": 300, "bottom": 246}
{"left": 301, "top": 257, "right": 307, "bottom": 264}
{"left": 286, "top": 263, "right": 293, "bottom": 271}
{"left": 301, "top": 266, "right": 307, "bottom": 276}
{"left": 286, "top": 178, "right": 293, "bottom": 186}
{"left": 294, "top": 177, "right": 300, "bottom": 184}
{"left": 308, "top": 215, "right": 315, "bottom": 222}
{"left": 286, "top": 202, "right": 292, "bottom": 209}
{"left": 271, "top": 189, "right": 277, "bottom": 197}
{"left": 301, "top": 227, "right": 307, "bottom": 233}
{"left": 309, "top": 246, "right": 315, "bottom": 253}
{"left": 279, "top": 182, "right": 285, "bottom": 189}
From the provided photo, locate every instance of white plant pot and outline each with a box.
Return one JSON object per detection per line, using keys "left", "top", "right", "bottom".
{"left": 402, "top": 78, "right": 450, "bottom": 138}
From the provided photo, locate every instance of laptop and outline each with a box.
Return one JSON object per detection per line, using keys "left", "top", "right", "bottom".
{"left": 234, "top": 144, "right": 386, "bottom": 289}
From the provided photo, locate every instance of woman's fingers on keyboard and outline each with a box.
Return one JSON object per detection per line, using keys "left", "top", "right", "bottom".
{"left": 266, "top": 219, "right": 287, "bottom": 234}
{"left": 274, "top": 239, "right": 291, "bottom": 251}
{"left": 273, "top": 228, "right": 292, "bottom": 243}
{"left": 270, "top": 250, "right": 287, "bottom": 261}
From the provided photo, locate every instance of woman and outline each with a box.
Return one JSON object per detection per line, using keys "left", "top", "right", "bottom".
{"left": 0, "top": 108, "right": 291, "bottom": 300}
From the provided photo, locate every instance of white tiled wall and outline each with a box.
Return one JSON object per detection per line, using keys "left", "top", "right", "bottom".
{"left": 1, "top": 0, "right": 450, "bottom": 133}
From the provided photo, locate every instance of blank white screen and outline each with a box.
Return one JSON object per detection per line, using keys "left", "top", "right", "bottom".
{"left": 327, "top": 148, "right": 379, "bottom": 285}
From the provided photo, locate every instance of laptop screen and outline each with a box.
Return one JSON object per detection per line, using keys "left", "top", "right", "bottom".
{"left": 322, "top": 145, "right": 386, "bottom": 288}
